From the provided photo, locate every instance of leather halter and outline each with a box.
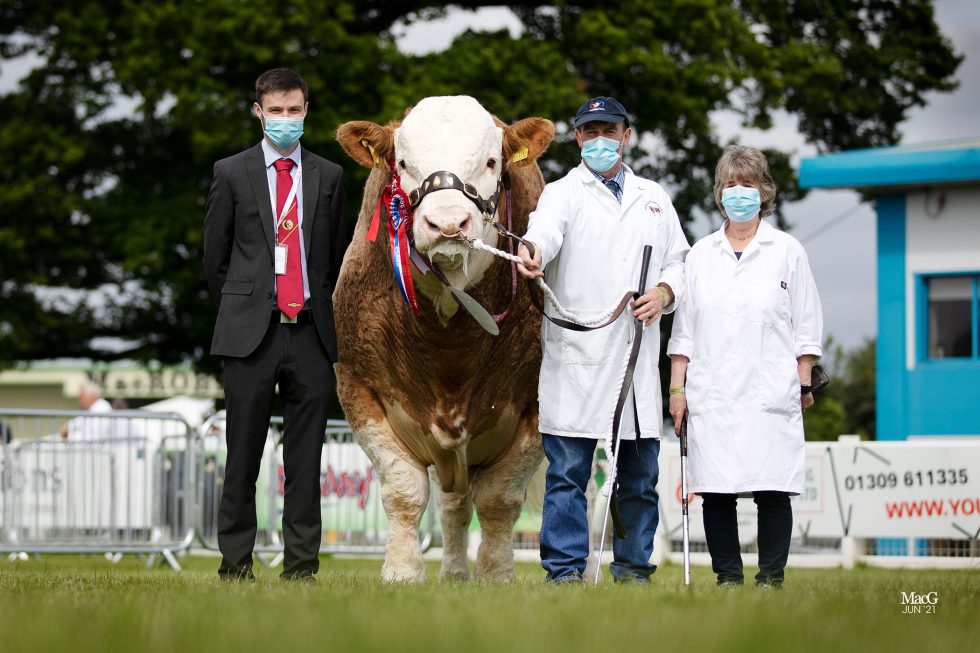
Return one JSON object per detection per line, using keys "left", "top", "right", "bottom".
{"left": 408, "top": 170, "right": 501, "bottom": 217}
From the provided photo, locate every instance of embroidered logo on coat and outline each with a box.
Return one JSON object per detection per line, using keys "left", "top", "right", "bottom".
{"left": 645, "top": 201, "right": 662, "bottom": 216}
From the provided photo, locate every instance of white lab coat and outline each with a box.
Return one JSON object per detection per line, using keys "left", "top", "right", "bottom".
{"left": 667, "top": 220, "right": 823, "bottom": 494}
{"left": 525, "top": 163, "right": 689, "bottom": 440}
{"left": 66, "top": 398, "right": 114, "bottom": 441}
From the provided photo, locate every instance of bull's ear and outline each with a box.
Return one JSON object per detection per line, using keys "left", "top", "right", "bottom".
{"left": 503, "top": 118, "right": 555, "bottom": 167}
{"left": 336, "top": 121, "right": 395, "bottom": 169}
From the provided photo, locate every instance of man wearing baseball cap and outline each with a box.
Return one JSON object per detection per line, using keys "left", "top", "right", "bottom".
{"left": 518, "top": 96, "right": 690, "bottom": 584}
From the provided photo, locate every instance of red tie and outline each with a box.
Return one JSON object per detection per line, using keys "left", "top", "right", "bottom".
{"left": 274, "top": 158, "right": 304, "bottom": 318}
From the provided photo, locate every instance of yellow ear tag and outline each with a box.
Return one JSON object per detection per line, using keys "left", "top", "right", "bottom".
{"left": 510, "top": 145, "right": 529, "bottom": 166}
{"left": 362, "top": 140, "right": 382, "bottom": 165}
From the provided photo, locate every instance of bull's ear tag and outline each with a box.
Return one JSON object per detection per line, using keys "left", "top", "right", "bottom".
{"left": 510, "top": 146, "right": 529, "bottom": 165}
{"left": 362, "top": 140, "right": 382, "bottom": 165}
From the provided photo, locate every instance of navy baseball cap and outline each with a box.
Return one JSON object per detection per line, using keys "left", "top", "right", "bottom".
{"left": 573, "top": 96, "right": 630, "bottom": 129}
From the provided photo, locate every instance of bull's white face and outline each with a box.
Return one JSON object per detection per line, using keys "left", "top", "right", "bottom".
{"left": 394, "top": 96, "right": 502, "bottom": 288}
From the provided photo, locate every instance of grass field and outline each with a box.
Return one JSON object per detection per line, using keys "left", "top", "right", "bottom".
{"left": 1, "top": 554, "right": 977, "bottom": 653}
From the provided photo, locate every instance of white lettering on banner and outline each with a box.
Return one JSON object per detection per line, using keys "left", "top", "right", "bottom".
{"left": 0, "top": 444, "right": 149, "bottom": 531}
{"left": 828, "top": 441, "right": 980, "bottom": 539}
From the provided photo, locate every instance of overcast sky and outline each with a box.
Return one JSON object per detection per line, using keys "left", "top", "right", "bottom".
{"left": 2, "top": 2, "right": 976, "bottom": 352}
{"left": 394, "top": 1, "right": 980, "bottom": 350}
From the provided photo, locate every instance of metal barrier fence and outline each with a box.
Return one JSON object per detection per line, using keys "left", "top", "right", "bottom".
{"left": 197, "top": 412, "right": 433, "bottom": 567}
{"left": 4, "top": 407, "right": 975, "bottom": 572}
{"left": 0, "top": 409, "right": 196, "bottom": 570}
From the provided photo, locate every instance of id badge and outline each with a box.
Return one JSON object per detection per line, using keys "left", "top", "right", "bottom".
{"left": 275, "top": 245, "right": 288, "bottom": 275}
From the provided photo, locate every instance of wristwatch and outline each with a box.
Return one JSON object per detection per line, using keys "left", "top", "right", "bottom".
{"left": 801, "top": 384, "right": 812, "bottom": 396}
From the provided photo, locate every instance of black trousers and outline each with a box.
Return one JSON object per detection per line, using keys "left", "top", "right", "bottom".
{"left": 217, "top": 314, "right": 334, "bottom": 578}
{"left": 700, "top": 491, "right": 793, "bottom": 585}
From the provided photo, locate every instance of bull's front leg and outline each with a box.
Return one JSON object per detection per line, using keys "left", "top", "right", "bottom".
{"left": 430, "top": 474, "right": 473, "bottom": 581}
{"left": 339, "top": 373, "right": 429, "bottom": 583}
{"left": 356, "top": 423, "right": 429, "bottom": 583}
{"left": 470, "top": 412, "right": 543, "bottom": 581}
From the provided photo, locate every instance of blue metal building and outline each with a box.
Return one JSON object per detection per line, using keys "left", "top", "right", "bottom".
{"left": 799, "top": 138, "right": 980, "bottom": 440}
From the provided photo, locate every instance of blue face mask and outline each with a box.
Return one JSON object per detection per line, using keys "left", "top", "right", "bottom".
{"left": 721, "top": 185, "right": 761, "bottom": 222}
{"left": 262, "top": 111, "right": 305, "bottom": 150}
{"left": 581, "top": 136, "right": 622, "bottom": 172}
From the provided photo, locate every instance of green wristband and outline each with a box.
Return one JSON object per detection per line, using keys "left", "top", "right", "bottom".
{"left": 669, "top": 386, "right": 685, "bottom": 395}
{"left": 658, "top": 286, "right": 671, "bottom": 304}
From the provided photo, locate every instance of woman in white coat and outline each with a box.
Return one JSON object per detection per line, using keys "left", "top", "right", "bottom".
{"left": 667, "top": 145, "right": 823, "bottom": 588}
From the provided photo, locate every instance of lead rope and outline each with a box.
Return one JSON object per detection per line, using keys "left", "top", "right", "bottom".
{"left": 461, "top": 231, "right": 646, "bottom": 549}
{"left": 467, "top": 237, "right": 621, "bottom": 327}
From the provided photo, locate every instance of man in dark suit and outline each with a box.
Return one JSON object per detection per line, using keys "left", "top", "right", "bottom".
{"left": 203, "top": 68, "right": 349, "bottom": 581}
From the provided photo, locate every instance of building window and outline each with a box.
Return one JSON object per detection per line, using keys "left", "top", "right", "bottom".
{"left": 925, "top": 275, "right": 979, "bottom": 359}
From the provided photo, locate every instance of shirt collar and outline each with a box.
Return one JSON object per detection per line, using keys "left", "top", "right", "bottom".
{"left": 261, "top": 139, "right": 302, "bottom": 169}
{"left": 580, "top": 161, "right": 631, "bottom": 186}
{"left": 589, "top": 164, "right": 627, "bottom": 189}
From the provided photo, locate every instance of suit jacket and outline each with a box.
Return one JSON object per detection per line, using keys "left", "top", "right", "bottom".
{"left": 203, "top": 142, "right": 349, "bottom": 360}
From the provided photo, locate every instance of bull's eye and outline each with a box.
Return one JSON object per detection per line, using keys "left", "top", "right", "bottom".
{"left": 487, "top": 158, "right": 497, "bottom": 170}
{"left": 398, "top": 160, "right": 406, "bottom": 169}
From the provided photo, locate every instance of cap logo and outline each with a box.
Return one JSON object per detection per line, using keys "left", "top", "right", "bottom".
{"left": 589, "top": 100, "right": 605, "bottom": 112}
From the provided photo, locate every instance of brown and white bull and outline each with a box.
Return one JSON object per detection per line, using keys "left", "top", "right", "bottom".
{"left": 335, "top": 96, "right": 554, "bottom": 582}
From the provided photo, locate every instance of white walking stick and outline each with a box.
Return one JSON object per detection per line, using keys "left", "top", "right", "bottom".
{"left": 680, "top": 415, "right": 691, "bottom": 587}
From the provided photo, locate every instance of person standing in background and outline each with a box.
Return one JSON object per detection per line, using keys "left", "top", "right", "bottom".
{"left": 58, "top": 381, "right": 112, "bottom": 440}
{"left": 667, "top": 145, "right": 823, "bottom": 588}
{"left": 203, "top": 68, "right": 350, "bottom": 582}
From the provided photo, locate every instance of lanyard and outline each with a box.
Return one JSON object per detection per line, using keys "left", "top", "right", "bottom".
{"left": 274, "top": 165, "right": 302, "bottom": 232}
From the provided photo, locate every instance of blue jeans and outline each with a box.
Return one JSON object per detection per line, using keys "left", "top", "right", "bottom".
{"left": 540, "top": 433, "right": 660, "bottom": 582}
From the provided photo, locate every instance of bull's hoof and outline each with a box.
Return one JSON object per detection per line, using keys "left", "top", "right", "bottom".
{"left": 474, "top": 561, "right": 517, "bottom": 583}
{"left": 439, "top": 566, "right": 472, "bottom": 582}
{"left": 381, "top": 561, "right": 425, "bottom": 583}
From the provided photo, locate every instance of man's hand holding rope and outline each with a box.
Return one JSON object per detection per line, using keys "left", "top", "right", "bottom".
{"left": 517, "top": 242, "right": 543, "bottom": 279}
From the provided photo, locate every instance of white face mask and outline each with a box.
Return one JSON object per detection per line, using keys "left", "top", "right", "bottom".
{"left": 721, "top": 185, "right": 761, "bottom": 222}
{"left": 581, "top": 136, "right": 622, "bottom": 172}
{"left": 261, "top": 110, "right": 305, "bottom": 149}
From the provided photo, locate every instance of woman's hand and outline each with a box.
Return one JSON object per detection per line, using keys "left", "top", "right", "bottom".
{"left": 669, "top": 393, "right": 688, "bottom": 435}
{"left": 801, "top": 391, "right": 815, "bottom": 412}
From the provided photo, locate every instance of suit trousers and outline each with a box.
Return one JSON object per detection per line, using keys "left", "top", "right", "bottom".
{"left": 217, "top": 313, "right": 335, "bottom": 579}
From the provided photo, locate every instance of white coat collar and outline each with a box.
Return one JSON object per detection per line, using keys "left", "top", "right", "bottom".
{"left": 574, "top": 162, "right": 644, "bottom": 211}
{"left": 710, "top": 218, "right": 776, "bottom": 257}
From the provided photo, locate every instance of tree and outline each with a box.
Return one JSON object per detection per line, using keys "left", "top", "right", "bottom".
{"left": 839, "top": 337, "right": 876, "bottom": 439}
{"left": 803, "top": 394, "right": 848, "bottom": 441}
{"left": 803, "top": 335, "right": 876, "bottom": 440}
{"left": 0, "top": 1, "right": 961, "bottom": 372}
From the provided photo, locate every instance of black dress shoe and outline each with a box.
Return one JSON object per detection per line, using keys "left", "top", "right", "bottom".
{"left": 280, "top": 568, "right": 317, "bottom": 582}
{"left": 218, "top": 567, "right": 255, "bottom": 582}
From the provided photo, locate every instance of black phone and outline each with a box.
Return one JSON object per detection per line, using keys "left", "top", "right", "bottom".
{"left": 810, "top": 364, "right": 830, "bottom": 393}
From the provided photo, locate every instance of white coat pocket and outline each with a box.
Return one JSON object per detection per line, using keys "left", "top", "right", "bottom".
{"left": 560, "top": 315, "right": 627, "bottom": 366}
{"left": 760, "top": 358, "right": 799, "bottom": 415}
{"left": 684, "top": 361, "right": 717, "bottom": 416}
